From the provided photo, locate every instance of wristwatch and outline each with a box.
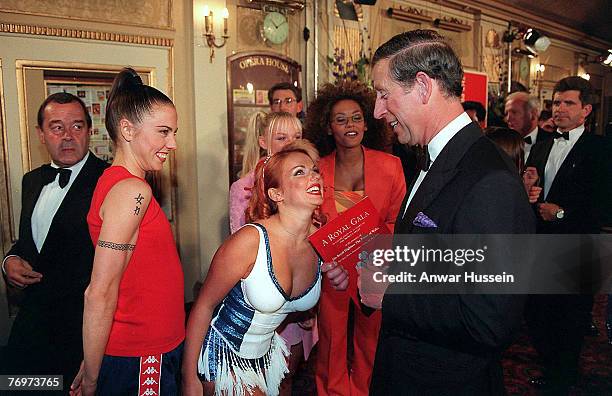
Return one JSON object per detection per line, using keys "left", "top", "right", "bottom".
{"left": 555, "top": 208, "right": 565, "bottom": 219}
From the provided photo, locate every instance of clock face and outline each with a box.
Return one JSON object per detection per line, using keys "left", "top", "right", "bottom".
{"left": 262, "top": 12, "right": 288, "bottom": 45}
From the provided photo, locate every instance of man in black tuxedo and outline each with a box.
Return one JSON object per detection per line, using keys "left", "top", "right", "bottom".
{"left": 1, "top": 93, "right": 108, "bottom": 386}
{"left": 367, "top": 30, "right": 534, "bottom": 395}
{"left": 524, "top": 76, "right": 606, "bottom": 393}
{"left": 504, "top": 91, "right": 551, "bottom": 161}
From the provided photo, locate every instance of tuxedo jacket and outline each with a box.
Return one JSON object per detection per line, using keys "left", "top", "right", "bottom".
{"left": 371, "top": 123, "right": 535, "bottom": 395}
{"left": 392, "top": 142, "right": 419, "bottom": 188}
{"left": 534, "top": 126, "right": 552, "bottom": 144}
{"left": 526, "top": 131, "right": 607, "bottom": 234}
{"left": 3, "top": 153, "right": 108, "bottom": 375}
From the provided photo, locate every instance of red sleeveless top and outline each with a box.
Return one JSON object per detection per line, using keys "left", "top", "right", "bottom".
{"left": 87, "top": 166, "right": 185, "bottom": 356}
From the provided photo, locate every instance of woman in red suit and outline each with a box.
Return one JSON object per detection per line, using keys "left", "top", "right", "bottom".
{"left": 304, "top": 81, "right": 406, "bottom": 395}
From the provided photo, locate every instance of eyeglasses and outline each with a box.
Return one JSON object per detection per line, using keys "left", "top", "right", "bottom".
{"left": 332, "top": 114, "right": 364, "bottom": 125}
{"left": 271, "top": 98, "right": 296, "bottom": 106}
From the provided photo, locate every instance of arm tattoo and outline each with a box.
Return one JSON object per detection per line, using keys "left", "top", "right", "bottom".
{"left": 98, "top": 240, "right": 136, "bottom": 251}
{"left": 135, "top": 193, "right": 144, "bottom": 205}
{"left": 133, "top": 192, "right": 144, "bottom": 216}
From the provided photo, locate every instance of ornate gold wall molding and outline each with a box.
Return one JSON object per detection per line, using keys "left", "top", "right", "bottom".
{"left": 0, "top": 58, "right": 15, "bottom": 247}
{"left": 0, "top": 23, "right": 174, "bottom": 47}
{"left": 0, "top": 0, "right": 172, "bottom": 30}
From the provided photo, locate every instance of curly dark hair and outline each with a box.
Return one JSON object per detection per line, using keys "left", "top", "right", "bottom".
{"left": 303, "top": 80, "right": 389, "bottom": 157}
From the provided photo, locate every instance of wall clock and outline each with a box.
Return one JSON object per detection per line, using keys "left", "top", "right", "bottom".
{"left": 262, "top": 11, "right": 288, "bottom": 45}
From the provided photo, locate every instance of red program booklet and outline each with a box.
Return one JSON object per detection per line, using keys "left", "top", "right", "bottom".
{"left": 308, "top": 197, "right": 390, "bottom": 296}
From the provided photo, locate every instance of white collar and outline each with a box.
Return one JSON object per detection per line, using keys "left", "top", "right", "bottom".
{"left": 50, "top": 151, "right": 90, "bottom": 183}
{"left": 556, "top": 124, "right": 584, "bottom": 144}
{"left": 428, "top": 112, "right": 472, "bottom": 162}
{"left": 526, "top": 126, "right": 539, "bottom": 142}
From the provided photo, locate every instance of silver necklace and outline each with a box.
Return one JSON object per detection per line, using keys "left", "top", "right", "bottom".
{"left": 279, "top": 221, "right": 307, "bottom": 240}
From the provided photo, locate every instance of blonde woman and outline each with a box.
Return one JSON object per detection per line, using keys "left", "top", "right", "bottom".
{"left": 229, "top": 112, "right": 302, "bottom": 233}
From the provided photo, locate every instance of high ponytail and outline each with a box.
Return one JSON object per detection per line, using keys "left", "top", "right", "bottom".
{"left": 240, "top": 111, "right": 267, "bottom": 177}
{"left": 106, "top": 67, "right": 174, "bottom": 143}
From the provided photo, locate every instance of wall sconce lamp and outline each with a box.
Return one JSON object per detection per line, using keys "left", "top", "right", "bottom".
{"left": 535, "top": 64, "right": 545, "bottom": 94}
{"left": 203, "top": 5, "right": 229, "bottom": 63}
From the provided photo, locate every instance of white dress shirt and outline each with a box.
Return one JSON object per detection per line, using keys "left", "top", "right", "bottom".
{"left": 402, "top": 112, "right": 472, "bottom": 218}
{"left": 31, "top": 152, "right": 90, "bottom": 252}
{"left": 543, "top": 125, "right": 584, "bottom": 199}
{"left": 523, "top": 126, "right": 539, "bottom": 162}
{"left": 1, "top": 153, "right": 90, "bottom": 275}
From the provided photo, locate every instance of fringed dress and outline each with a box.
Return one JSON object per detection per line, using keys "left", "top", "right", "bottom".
{"left": 198, "top": 223, "right": 321, "bottom": 396}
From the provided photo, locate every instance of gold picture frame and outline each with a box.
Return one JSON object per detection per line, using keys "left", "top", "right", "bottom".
{"left": 14, "top": 61, "right": 175, "bottom": 222}
{"left": 0, "top": 58, "right": 14, "bottom": 256}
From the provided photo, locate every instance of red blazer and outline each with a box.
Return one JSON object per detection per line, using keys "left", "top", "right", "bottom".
{"left": 319, "top": 146, "right": 406, "bottom": 231}
{"left": 318, "top": 147, "right": 407, "bottom": 299}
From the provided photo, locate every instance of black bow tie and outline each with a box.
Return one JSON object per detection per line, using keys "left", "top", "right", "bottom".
{"left": 41, "top": 164, "right": 72, "bottom": 188}
{"left": 523, "top": 136, "right": 533, "bottom": 145}
{"left": 553, "top": 131, "right": 570, "bottom": 140}
{"left": 415, "top": 145, "right": 431, "bottom": 172}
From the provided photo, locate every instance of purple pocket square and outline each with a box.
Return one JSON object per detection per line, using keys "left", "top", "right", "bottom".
{"left": 413, "top": 212, "right": 437, "bottom": 228}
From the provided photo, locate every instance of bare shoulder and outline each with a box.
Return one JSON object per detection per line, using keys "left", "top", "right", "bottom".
{"left": 101, "top": 177, "right": 152, "bottom": 219}
{"left": 210, "top": 224, "right": 260, "bottom": 276}
{"left": 224, "top": 224, "right": 260, "bottom": 252}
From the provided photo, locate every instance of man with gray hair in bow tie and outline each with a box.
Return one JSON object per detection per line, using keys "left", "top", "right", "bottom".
{"left": 365, "top": 29, "right": 535, "bottom": 395}
{"left": 504, "top": 91, "right": 551, "bottom": 161}
{"left": 1, "top": 92, "right": 107, "bottom": 387}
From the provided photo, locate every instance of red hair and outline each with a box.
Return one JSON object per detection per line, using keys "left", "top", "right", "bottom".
{"left": 245, "top": 140, "right": 325, "bottom": 226}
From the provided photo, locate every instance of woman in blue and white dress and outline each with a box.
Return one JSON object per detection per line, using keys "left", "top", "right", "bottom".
{"left": 182, "top": 140, "right": 349, "bottom": 396}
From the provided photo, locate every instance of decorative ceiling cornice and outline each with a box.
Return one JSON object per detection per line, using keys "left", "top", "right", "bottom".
{"left": 0, "top": 22, "right": 173, "bottom": 47}
{"left": 437, "top": 0, "right": 611, "bottom": 51}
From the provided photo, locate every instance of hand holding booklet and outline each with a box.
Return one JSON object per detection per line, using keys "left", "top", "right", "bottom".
{"left": 308, "top": 197, "right": 390, "bottom": 301}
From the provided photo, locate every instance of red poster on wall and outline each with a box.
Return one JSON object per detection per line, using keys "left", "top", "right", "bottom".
{"left": 462, "top": 70, "right": 488, "bottom": 127}
{"left": 462, "top": 70, "right": 488, "bottom": 106}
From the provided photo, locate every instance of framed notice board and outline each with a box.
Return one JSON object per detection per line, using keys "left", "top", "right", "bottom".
{"left": 226, "top": 52, "right": 301, "bottom": 183}
{"left": 46, "top": 80, "right": 115, "bottom": 162}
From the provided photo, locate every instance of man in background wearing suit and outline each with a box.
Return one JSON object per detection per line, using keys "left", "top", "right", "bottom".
{"left": 504, "top": 91, "right": 551, "bottom": 161}
{"left": 1, "top": 93, "right": 108, "bottom": 386}
{"left": 524, "top": 76, "right": 606, "bottom": 394}
{"left": 268, "top": 81, "right": 303, "bottom": 118}
{"left": 368, "top": 29, "right": 534, "bottom": 395}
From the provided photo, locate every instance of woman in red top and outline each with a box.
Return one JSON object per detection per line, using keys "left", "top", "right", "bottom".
{"left": 304, "top": 80, "right": 406, "bottom": 396}
{"left": 71, "top": 68, "right": 184, "bottom": 396}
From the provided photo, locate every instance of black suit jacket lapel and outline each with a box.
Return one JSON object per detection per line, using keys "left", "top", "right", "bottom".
{"left": 536, "top": 127, "right": 551, "bottom": 143}
{"left": 22, "top": 170, "right": 46, "bottom": 224}
{"left": 394, "top": 172, "right": 418, "bottom": 230}
{"left": 546, "top": 133, "right": 589, "bottom": 200}
{"left": 399, "top": 122, "right": 481, "bottom": 233}
{"left": 19, "top": 170, "right": 46, "bottom": 256}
